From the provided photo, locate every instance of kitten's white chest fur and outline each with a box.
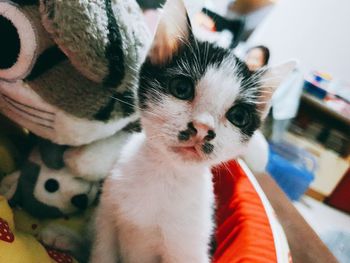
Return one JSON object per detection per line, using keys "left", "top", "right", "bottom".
{"left": 110, "top": 133, "right": 214, "bottom": 228}
{"left": 91, "top": 133, "right": 214, "bottom": 263}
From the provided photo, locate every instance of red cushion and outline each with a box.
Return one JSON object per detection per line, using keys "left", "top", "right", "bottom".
{"left": 212, "top": 160, "right": 277, "bottom": 263}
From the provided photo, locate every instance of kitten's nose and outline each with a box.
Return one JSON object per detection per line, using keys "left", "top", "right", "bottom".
{"left": 192, "top": 113, "right": 216, "bottom": 141}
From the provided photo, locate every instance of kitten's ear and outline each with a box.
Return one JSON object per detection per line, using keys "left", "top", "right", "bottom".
{"left": 148, "top": 0, "right": 192, "bottom": 65}
{"left": 257, "top": 60, "right": 296, "bottom": 118}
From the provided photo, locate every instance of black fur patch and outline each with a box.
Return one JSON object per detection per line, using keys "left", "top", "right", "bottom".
{"left": 136, "top": 0, "right": 165, "bottom": 9}
{"left": 138, "top": 39, "right": 230, "bottom": 109}
{"left": 202, "top": 142, "right": 214, "bottom": 154}
{"left": 103, "top": 0, "right": 125, "bottom": 87}
{"left": 178, "top": 122, "right": 197, "bottom": 141}
{"left": 205, "top": 130, "right": 216, "bottom": 141}
{"left": 178, "top": 130, "right": 190, "bottom": 141}
{"left": 209, "top": 206, "right": 218, "bottom": 256}
{"left": 122, "top": 120, "right": 142, "bottom": 133}
{"left": 209, "top": 231, "right": 217, "bottom": 257}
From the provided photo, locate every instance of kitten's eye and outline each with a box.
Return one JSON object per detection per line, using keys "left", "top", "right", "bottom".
{"left": 168, "top": 77, "right": 194, "bottom": 100}
{"left": 226, "top": 105, "right": 250, "bottom": 128}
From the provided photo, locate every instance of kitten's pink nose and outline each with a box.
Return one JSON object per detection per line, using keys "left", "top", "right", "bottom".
{"left": 192, "top": 113, "right": 216, "bottom": 141}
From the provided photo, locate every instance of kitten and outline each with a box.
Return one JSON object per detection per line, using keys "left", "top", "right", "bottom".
{"left": 90, "top": 0, "right": 294, "bottom": 262}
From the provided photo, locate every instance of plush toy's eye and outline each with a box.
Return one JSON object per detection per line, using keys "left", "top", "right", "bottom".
{"left": 226, "top": 105, "right": 251, "bottom": 128}
{"left": 169, "top": 77, "right": 194, "bottom": 100}
{"left": 45, "top": 179, "right": 59, "bottom": 193}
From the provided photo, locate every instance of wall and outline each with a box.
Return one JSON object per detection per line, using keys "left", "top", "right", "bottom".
{"left": 247, "top": 0, "right": 350, "bottom": 82}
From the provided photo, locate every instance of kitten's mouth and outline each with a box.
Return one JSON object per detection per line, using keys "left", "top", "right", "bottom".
{"left": 171, "top": 145, "right": 203, "bottom": 160}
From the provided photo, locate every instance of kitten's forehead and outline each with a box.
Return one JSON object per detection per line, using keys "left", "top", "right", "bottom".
{"left": 138, "top": 38, "right": 253, "bottom": 114}
{"left": 196, "top": 55, "right": 242, "bottom": 112}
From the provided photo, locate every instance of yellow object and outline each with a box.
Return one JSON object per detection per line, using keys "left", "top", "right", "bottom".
{"left": 14, "top": 205, "right": 93, "bottom": 239}
{"left": 0, "top": 196, "right": 78, "bottom": 263}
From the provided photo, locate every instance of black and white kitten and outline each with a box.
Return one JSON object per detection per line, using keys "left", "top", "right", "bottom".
{"left": 90, "top": 0, "right": 294, "bottom": 262}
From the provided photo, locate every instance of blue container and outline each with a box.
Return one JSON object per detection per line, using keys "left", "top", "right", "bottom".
{"left": 267, "top": 142, "right": 316, "bottom": 201}
{"left": 303, "top": 81, "right": 327, "bottom": 99}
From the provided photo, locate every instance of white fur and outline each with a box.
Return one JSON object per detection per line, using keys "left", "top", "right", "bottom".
{"left": 90, "top": 42, "right": 295, "bottom": 263}
{"left": 64, "top": 131, "right": 131, "bottom": 181}
{"left": 241, "top": 130, "right": 269, "bottom": 173}
{"left": 90, "top": 133, "right": 214, "bottom": 263}
{"left": 90, "top": 0, "right": 295, "bottom": 261}
{"left": 90, "top": 56, "right": 249, "bottom": 263}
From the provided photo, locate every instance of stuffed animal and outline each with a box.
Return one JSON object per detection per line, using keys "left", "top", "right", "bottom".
{"left": 0, "top": 0, "right": 150, "bottom": 181}
{"left": 0, "top": 140, "right": 99, "bottom": 219}
{"left": 0, "top": 1, "right": 149, "bottom": 259}
{"left": 0, "top": 138, "right": 99, "bottom": 260}
{"left": 0, "top": 195, "right": 78, "bottom": 263}
{"left": 13, "top": 204, "right": 94, "bottom": 262}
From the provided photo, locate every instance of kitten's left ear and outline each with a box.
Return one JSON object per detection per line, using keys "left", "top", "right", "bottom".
{"left": 257, "top": 60, "right": 297, "bottom": 118}
{"left": 148, "top": 0, "right": 192, "bottom": 65}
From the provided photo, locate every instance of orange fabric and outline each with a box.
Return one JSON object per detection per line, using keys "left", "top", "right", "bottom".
{"left": 212, "top": 160, "right": 277, "bottom": 263}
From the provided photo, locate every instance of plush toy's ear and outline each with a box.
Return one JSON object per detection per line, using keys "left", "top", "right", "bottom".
{"left": 0, "top": 171, "right": 21, "bottom": 201}
{"left": 38, "top": 139, "right": 67, "bottom": 170}
{"left": 256, "top": 60, "right": 296, "bottom": 118}
{"left": 148, "top": 0, "right": 192, "bottom": 65}
{"left": 39, "top": 0, "right": 150, "bottom": 88}
{"left": 1, "top": 161, "right": 40, "bottom": 207}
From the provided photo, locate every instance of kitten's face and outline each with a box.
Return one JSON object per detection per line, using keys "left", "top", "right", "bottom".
{"left": 138, "top": 0, "right": 294, "bottom": 165}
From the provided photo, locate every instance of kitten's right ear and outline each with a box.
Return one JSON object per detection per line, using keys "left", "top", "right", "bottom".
{"left": 148, "top": 0, "right": 192, "bottom": 65}
{"left": 256, "top": 60, "right": 296, "bottom": 119}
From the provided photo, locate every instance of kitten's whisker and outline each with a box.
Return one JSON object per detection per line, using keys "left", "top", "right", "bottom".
{"left": 109, "top": 95, "right": 162, "bottom": 119}
{"left": 222, "top": 161, "right": 235, "bottom": 180}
